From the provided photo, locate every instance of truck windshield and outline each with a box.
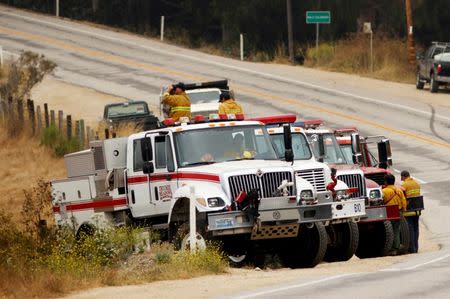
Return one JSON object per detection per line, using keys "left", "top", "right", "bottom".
{"left": 174, "top": 125, "right": 278, "bottom": 167}
{"left": 306, "top": 133, "right": 348, "bottom": 164}
{"left": 107, "top": 103, "right": 148, "bottom": 118}
{"left": 186, "top": 90, "right": 221, "bottom": 104}
{"left": 269, "top": 133, "right": 312, "bottom": 160}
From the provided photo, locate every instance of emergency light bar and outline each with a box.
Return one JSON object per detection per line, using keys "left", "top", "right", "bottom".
{"left": 161, "top": 113, "right": 244, "bottom": 127}
{"left": 334, "top": 127, "right": 358, "bottom": 136}
{"left": 292, "top": 119, "right": 323, "bottom": 129}
{"left": 250, "top": 114, "right": 297, "bottom": 125}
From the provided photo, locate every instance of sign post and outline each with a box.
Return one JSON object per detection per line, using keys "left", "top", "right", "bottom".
{"left": 306, "top": 11, "right": 331, "bottom": 53}
{"left": 363, "top": 22, "right": 373, "bottom": 72}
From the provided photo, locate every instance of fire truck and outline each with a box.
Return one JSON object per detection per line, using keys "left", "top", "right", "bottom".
{"left": 51, "top": 114, "right": 336, "bottom": 268}
{"left": 334, "top": 127, "right": 411, "bottom": 255}
{"left": 254, "top": 115, "right": 366, "bottom": 262}
{"left": 299, "top": 120, "right": 411, "bottom": 257}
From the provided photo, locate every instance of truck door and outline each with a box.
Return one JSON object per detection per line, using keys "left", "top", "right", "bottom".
{"left": 126, "top": 136, "right": 156, "bottom": 218}
{"left": 150, "top": 134, "right": 178, "bottom": 216}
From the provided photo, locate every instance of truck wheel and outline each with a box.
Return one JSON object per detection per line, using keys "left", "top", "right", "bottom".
{"left": 282, "top": 222, "right": 327, "bottom": 268}
{"left": 416, "top": 71, "right": 424, "bottom": 89}
{"left": 356, "top": 221, "right": 394, "bottom": 258}
{"left": 430, "top": 73, "right": 439, "bottom": 93}
{"left": 324, "top": 222, "right": 359, "bottom": 262}
{"left": 221, "top": 236, "right": 251, "bottom": 267}
{"left": 397, "top": 216, "right": 410, "bottom": 255}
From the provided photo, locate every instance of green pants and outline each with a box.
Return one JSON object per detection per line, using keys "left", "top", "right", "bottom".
{"left": 391, "top": 220, "right": 400, "bottom": 250}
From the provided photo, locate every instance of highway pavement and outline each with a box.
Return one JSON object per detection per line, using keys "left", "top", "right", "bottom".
{"left": 1, "top": 5, "right": 449, "bottom": 298}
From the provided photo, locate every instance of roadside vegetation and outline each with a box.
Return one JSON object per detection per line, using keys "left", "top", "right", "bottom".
{"left": 0, "top": 54, "right": 227, "bottom": 299}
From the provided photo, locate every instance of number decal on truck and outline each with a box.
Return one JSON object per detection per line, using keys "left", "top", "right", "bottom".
{"left": 354, "top": 203, "right": 362, "bottom": 213}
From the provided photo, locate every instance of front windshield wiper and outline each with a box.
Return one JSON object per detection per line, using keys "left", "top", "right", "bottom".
{"left": 226, "top": 157, "right": 255, "bottom": 162}
{"left": 183, "top": 161, "right": 216, "bottom": 167}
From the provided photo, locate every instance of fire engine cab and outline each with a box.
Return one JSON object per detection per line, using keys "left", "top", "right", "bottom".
{"left": 51, "top": 114, "right": 335, "bottom": 267}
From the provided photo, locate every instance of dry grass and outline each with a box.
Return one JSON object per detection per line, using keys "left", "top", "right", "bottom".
{"left": 0, "top": 127, "right": 65, "bottom": 221}
{"left": 304, "top": 34, "right": 415, "bottom": 83}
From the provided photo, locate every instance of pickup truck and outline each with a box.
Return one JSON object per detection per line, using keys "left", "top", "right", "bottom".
{"left": 416, "top": 42, "right": 450, "bottom": 93}
{"left": 103, "top": 101, "right": 160, "bottom": 131}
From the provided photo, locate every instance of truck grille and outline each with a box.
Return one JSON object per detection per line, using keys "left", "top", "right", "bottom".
{"left": 228, "top": 172, "right": 293, "bottom": 200}
{"left": 364, "top": 172, "right": 385, "bottom": 186}
{"left": 295, "top": 168, "right": 326, "bottom": 192}
{"left": 337, "top": 174, "right": 365, "bottom": 198}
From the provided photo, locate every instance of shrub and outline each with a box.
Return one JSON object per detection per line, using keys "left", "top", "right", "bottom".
{"left": 41, "top": 125, "right": 80, "bottom": 156}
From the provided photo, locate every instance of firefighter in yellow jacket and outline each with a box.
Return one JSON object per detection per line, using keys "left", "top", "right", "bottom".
{"left": 162, "top": 83, "right": 191, "bottom": 121}
{"left": 401, "top": 170, "right": 421, "bottom": 253}
{"left": 218, "top": 91, "right": 244, "bottom": 116}
{"left": 382, "top": 174, "right": 407, "bottom": 255}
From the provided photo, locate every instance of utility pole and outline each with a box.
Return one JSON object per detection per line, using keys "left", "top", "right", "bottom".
{"left": 286, "top": 0, "right": 294, "bottom": 63}
{"left": 405, "top": 0, "right": 416, "bottom": 64}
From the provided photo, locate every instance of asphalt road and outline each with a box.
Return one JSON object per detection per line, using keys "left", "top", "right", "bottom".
{"left": 1, "top": 5, "right": 450, "bottom": 298}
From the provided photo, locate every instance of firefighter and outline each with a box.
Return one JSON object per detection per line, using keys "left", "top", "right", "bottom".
{"left": 382, "top": 174, "right": 407, "bottom": 255}
{"left": 401, "top": 170, "right": 421, "bottom": 253}
{"left": 218, "top": 91, "right": 244, "bottom": 116}
{"left": 161, "top": 82, "right": 191, "bottom": 121}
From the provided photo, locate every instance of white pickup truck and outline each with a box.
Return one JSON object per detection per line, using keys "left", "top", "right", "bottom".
{"left": 51, "top": 115, "right": 336, "bottom": 267}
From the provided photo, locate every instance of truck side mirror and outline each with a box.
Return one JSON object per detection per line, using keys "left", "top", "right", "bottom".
{"left": 317, "top": 134, "right": 325, "bottom": 163}
{"left": 143, "top": 161, "right": 154, "bottom": 174}
{"left": 283, "top": 124, "right": 294, "bottom": 163}
{"left": 350, "top": 133, "right": 362, "bottom": 164}
{"left": 377, "top": 139, "right": 392, "bottom": 169}
{"left": 141, "top": 136, "right": 153, "bottom": 162}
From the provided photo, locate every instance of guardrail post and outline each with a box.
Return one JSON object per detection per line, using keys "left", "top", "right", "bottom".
{"left": 160, "top": 16, "right": 165, "bottom": 41}
{"left": 240, "top": 33, "right": 244, "bottom": 61}
{"left": 189, "top": 186, "right": 197, "bottom": 252}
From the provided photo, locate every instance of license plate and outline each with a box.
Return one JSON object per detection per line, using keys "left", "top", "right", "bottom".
{"left": 215, "top": 218, "right": 233, "bottom": 229}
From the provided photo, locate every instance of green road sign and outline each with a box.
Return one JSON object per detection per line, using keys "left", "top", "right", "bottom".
{"left": 306, "top": 11, "right": 331, "bottom": 24}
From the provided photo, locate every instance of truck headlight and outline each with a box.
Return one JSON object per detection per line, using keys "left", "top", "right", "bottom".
{"left": 207, "top": 197, "right": 225, "bottom": 207}
{"left": 369, "top": 190, "right": 381, "bottom": 199}
{"left": 300, "top": 190, "right": 314, "bottom": 200}
{"left": 335, "top": 190, "right": 350, "bottom": 201}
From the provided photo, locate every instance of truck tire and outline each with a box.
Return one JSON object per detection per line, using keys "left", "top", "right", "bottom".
{"left": 397, "top": 216, "right": 410, "bottom": 255}
{"left": 430, "top": 72, "right": 439, "bottom": 93}
{"left": 356, "top": 221, "right": 394, "bottom": 259}
{"left": 282, "top": 222, "right": 327, "bottom": 268}
{"left": 324, "top": 222, "right": 359, "bottom": 262}
{"left": 416, "top": 71, "right": 425, "bottom": 89}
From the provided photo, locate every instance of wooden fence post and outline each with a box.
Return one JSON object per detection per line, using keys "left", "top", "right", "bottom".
{"left": 27, "top": 99, "right": 36, "bottom": 135}
{"left": 50, "top": 110, "right": 55, "bottom": 126}
{"left": 86, "top": 125, "right": 91, "bottom": 143}
{"left": 58, "top": 110, "right": 63, "bottom": 132}
{"left": 80, "top": 119, "right": 85, "bottom": 148}
{"left": 44, "top": 103, "right": 49, "bottom": 128}
{"left": 104, "top": 128, "right": 109, "bottom": 139}
{"left": 66, "top": 115, "right": 72, "bottom": 139}
{"left": 36, "top": 105, "right": 42, "bottom": 134}
{"left": 17, "top": 100, "right": 24, "bottom": 134}
{"left": 75, "top": 120, "right": 80, "bottom": 142}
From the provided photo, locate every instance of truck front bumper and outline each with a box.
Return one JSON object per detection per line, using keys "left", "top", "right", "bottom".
{"left": 329, "top": 198, "right": 366, "bottom": 223}
{"left": 436, "top": 75, "right": 450, "bottom": 83}
{"left": 207, "top": 196, "right": 333, "bottom": 237}
{"left": 358, "top": 204, "right": 400, "bottom": 223}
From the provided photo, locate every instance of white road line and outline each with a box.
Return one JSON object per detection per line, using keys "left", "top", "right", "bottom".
{"left": 2, "top": 9, "right": 450, "bottom": 124}
{"left": 381, "top": 252, "right": 450, "bottom": 272}
{"left": 232, "top": 273, "right": 360, "bottom": 299}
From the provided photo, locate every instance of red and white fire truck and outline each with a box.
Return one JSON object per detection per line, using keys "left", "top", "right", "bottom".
{"left": 51, "top": 115, "right": 337, "bottom": 267}
{"left": 254, "top": 115, "right": 366, "bottom": 262}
